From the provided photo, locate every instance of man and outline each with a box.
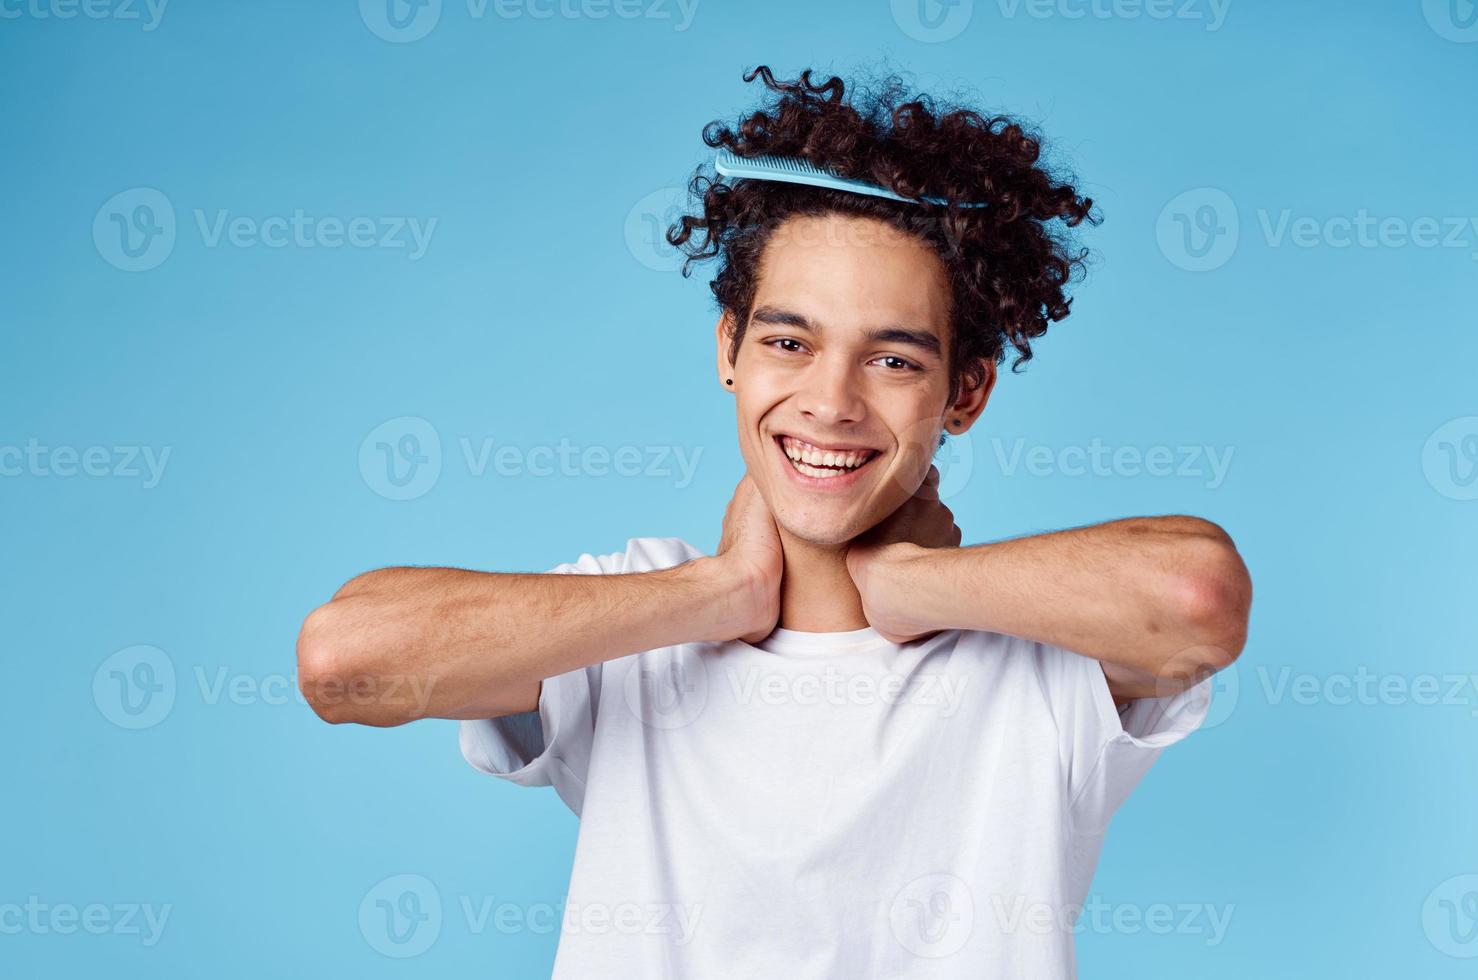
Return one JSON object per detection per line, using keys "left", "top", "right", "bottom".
{"left": 297, "top": 66, "right": 1251, "bottom": 977}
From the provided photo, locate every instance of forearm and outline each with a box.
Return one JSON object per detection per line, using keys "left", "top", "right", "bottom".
{"left": 878, "top": 516, "right": 1251, "bottom": 688}
{"left": 296, "top": 555, "right": 744, "bottom": 726}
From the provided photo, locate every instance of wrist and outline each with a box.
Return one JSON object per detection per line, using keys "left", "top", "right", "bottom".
{"left": 850, "top": 540, "right": 928, "bottom": 589}
{"left": 851, "top": 542, "right": 946, "bottom": 640}
{"left": 880, "top": 540, "right": 931, "bottom": 566}
{"left": 674, "top": 554, "right": 767, "bottom": 645}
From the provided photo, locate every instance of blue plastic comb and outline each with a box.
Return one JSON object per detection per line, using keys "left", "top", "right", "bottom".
{"left": 714, "top": 146, "right": 988, "bottom": 209}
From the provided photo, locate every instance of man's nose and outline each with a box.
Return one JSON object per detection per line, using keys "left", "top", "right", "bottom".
{"left": 795, "top": 358, "right": 866, "bottom": 427}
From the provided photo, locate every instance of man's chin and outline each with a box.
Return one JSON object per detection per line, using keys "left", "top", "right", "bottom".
{"left": 773, "top": 512, "right": 872, "bottom": 550}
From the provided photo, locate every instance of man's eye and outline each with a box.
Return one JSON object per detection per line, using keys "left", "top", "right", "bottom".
{"left": 876, "top": 355, "right": 921, "bottom": 371}
{"left": 768, "top": 339, "right": 804, "bottom": 353}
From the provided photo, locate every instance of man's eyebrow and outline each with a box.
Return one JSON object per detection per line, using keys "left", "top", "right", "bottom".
{"left": 750, "top": 305, "right": 943, "bottom": 358}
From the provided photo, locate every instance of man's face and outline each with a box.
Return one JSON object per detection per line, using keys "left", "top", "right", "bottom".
{"left": 718, "top": 212, "right": 990, "bottom": 547}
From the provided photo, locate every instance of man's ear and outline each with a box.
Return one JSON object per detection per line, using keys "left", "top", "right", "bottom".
{"left": 945, "top": 359, "right": 996, "bottom": 434}
{"left": 715, "top": 310, "right": 739, "bottom": 389}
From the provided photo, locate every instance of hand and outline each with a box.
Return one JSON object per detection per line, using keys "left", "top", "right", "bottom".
{"left": 712, "top": 472, "right": 783, "bottom": 644}
{"left": 845, "top": 465, "right": 961, "bottom": 643}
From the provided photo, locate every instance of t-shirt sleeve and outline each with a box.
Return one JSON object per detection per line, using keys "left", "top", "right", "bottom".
{"left": 1031, "top": 639, "right": 1216, "bottom": 835}
{"left": 457, "top": 546, "right": 627, "bottom": 818}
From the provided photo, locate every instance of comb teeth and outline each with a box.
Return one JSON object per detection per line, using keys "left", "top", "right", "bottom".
{"left": 713, "top": 146, "right": 989, "bottom": 209}
{"left": 748, "top": 154, "right": 832, "bottom": 175}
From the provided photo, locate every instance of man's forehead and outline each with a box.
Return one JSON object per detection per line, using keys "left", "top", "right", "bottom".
{"left": 752, "top": 213, "right": 951, "bottom": 329}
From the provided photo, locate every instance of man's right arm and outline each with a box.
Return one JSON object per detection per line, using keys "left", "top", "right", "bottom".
{"left": 295, "top": 554, "right": 766, "bottom": 727}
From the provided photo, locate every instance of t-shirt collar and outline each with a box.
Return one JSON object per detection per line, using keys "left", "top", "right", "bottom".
{"left": 747, "top": 624, "right": 899, "bottom": 656}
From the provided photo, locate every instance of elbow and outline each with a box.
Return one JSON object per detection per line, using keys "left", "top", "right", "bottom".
{"left": 296, "top": 599, "right": 416, "bottom": 727}
{"left": 1163, "top": 524, "right": 1253, "bottom": 676}
{"left": 296, "top": 602, "right": 355, "bottom": 724}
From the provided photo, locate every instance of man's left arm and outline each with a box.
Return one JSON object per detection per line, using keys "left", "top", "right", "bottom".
{"left": 849, "top": 513, "right": 1252, "bottom": 707}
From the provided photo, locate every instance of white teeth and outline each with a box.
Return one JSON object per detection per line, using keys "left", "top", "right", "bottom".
{"left": 778, "top": 436, "right": 876, "bottom": 476}
{"left": 792, "top": 459, "right": 850, "bottom": 479}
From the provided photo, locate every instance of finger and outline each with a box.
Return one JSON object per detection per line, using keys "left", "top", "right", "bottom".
{"left": 915, "top": 468, "right": 942, "bottom": 501}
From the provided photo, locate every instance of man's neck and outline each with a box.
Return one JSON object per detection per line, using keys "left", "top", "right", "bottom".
{"left": 775, "top": 527, "right": 869, "bottom": 632}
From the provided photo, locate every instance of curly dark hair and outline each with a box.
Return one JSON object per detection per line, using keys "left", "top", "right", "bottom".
{"left": 668, "top": 65, "right": 1101, "bottom": 421}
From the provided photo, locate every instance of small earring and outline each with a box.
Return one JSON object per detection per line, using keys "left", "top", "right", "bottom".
{"left": 725, "top": 378, "right": 733, "bottom": 386}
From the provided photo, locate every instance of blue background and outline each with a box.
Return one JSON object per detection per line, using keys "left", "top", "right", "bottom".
{"left": 4, "top": 0, "right": 1476, "bottom": 975}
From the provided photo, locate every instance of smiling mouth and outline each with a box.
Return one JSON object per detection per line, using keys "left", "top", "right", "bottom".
{"left": 775, "top": 435, "right": 881, "bottom": 480}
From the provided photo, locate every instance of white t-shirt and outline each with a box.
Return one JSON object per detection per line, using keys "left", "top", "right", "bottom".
{"left": 460, "top": 536, "right": 1214, "bottom": 978}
